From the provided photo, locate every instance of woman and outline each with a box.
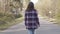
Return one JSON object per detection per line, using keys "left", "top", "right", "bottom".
{"left": 25, "top": 2, "right": 40, "bottom": 34}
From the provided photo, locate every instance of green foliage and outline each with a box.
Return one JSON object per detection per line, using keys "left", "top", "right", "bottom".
{"left": 0, "top": 0, "right": 23, "bottom": 30}
{"left": 0, "top": 12, "right": 4, "bottom": 18}
{"left": 14, "top": 14, "right": 22, "bottom": 18}
{"left": 0, "top": 12, "right": 22, "bottom": 25}
{"left": 55, "top": 12, "right": 60, "bottom": 19}
{"left": 0, "top": 12, "right": 23, "bottom": 30}
{"left": 0, "top": 15, "right": 14, "bottom": 25}
{"left": 54, "top": 12, "right": 60, "bottom": 24}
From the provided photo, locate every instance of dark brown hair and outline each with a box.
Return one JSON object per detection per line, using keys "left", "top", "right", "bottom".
{"left": 26, "top": 2, "right": 36, "bottom": 11}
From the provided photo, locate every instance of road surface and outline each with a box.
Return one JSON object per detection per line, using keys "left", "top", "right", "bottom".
{"left": 0, "top": 16, "right": 60, "bottom": 34}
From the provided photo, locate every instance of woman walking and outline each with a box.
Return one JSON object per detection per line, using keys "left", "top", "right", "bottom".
{"left": 25, "top": 2, "right": 40, "bottom": 34}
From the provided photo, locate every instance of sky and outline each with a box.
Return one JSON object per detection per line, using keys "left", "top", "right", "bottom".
{"left": 31, "top": 0, "right": 38, "bottom": 4}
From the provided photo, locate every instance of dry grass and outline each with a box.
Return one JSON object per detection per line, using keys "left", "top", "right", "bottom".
{"left": 0, "top": 17, "right": 24, "bottom": 31}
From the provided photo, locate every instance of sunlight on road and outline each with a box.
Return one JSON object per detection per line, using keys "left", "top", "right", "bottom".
{"left": 31, "top": 0, "right": 38, "bottom": 4}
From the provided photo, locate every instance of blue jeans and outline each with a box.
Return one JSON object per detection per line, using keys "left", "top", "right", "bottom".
{"left": 28, "top": 29, "right": 35, "bottom": 34}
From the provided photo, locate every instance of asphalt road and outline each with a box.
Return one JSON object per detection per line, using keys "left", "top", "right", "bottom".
{"left": 0, "top": 16, "right": 60, "bottom": 34}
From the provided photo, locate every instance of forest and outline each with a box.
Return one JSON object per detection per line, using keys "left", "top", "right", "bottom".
{"left": 0, "top": 0, "right": 60, "bottom": 30}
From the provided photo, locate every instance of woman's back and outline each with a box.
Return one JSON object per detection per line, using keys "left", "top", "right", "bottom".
{"left": 25, "top": 2, "right": 40, "bottom": 34}
{"left": 25, "top": 10, "right": 39, "bottom": 29}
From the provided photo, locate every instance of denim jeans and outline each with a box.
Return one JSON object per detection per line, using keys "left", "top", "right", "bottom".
{"left": 28, "top": 29, "right": 35, "bottom": 34}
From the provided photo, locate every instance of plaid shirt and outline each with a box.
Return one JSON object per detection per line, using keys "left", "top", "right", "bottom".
{"left": 25, "top": 10, "right": 40, "bottom": 29}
